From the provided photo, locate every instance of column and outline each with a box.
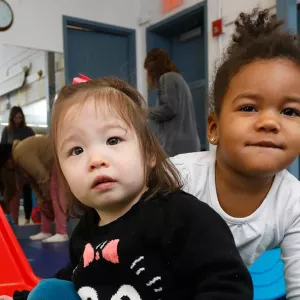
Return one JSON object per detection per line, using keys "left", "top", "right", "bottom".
{"left": 44, "top": 52, "right": 56, "bottom": 131}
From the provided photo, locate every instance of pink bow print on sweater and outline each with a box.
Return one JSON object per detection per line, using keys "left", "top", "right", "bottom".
{"left": 83, "top": 239, "right": 120, "bottom": 268}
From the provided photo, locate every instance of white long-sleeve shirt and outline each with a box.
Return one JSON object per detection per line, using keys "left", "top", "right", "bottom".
{"left": 170, "top": 150, "right": 300, "bottom": 299}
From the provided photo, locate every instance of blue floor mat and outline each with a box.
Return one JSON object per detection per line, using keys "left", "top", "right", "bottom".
{"left": 18, "top": 239, "right": 69, "bottom": 279}
{"left": 249, "top": 248, "right": 286, "bottom": 300}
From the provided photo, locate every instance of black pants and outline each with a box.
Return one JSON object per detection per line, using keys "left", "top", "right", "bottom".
{"left": 23, "top": 184, "right": 32, "bottom": 220}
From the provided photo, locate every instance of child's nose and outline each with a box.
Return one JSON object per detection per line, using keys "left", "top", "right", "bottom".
{"left": 88, "top": 152, "right": 108, "bottom": 171}
{"left": 255, "top": 111, "right": 280, "bottom": 133}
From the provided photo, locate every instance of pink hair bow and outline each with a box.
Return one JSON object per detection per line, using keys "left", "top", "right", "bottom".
{"left": 72, "top": 73, "right": 91, "bottom": 84}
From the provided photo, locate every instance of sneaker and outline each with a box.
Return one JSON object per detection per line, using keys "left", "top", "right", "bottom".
{"left": 42, "top": 233, "right": 69, "bottom": 243}
{"left": 30, "top": 232, "right": 52, "bottom": 241}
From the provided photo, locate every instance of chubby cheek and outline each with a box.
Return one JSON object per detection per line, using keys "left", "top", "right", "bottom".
{"left": 219, "top": 116, "right": 247, "bottom": 143}
{"left": 217, "top": 123, "right": 246, "bottom": 161}
{"left": 59, "top": 163, "right": 78, "bottom": 193}
{"left": 118, "top": 161, "right": 144, "bottom": 186}
{"left": 65, "top": 173, "right": 84, "bottom": 200}
{"left": 218, "top": 127, "right": 239, "bottom": 148}
{"left": 65, "top": 169, "right": 79, "bottom": 187}
{"left": 119, "top": 145, "right": 144, "bottom": 170}
{"left": 289, "top": 137, "right": 300, "bottom": 156}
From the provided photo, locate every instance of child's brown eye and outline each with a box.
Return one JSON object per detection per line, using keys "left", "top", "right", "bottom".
{"left": 281, "top": 108, "right": 300, "bottom": 116}
{"left": 239, "top": 105, "right": 256, "bottom": 112}
{"left": 70, "top": 147, "right": 84, "bottom": 156}
{"left": 106, "top": 137, "right": 121, "bottom": 146}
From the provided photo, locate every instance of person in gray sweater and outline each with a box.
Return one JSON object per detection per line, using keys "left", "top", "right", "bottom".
{"left": 1, "top": 106, "right": 35, "bottom": 224}
{"left": 144, "top": 48, "right": 200, "bottom": 157}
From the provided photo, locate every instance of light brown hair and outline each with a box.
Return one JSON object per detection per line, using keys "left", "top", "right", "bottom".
{"left": 144, "top": 48, "right": 179, "bottom": 89}
{"left": 51, "top": 77, "right": 182, "bottom": 217}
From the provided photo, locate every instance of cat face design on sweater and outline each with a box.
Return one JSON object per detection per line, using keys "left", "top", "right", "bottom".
{"left": 74, "top": 239, "right": 164, "bottom": 300}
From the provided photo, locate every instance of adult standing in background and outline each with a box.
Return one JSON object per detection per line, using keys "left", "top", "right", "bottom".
{"left": 1, "top": 106, "right": 35, "bottom": 143}
{"left": 144, "top": 48, "right": 200, "bottom": 157}
{"left": 1, "top": 106, "right": 35, "bottom": 224}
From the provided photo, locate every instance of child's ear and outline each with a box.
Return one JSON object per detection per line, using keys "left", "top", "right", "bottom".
{"left": 207, "top": 113, "right": 219, "bottom": 145}
{"left": 148, "top": 154, "right": 156, "bottom": 168}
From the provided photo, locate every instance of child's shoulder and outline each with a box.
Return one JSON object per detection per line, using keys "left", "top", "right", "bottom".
{"left": 169, "top": 151, "right": 214, "bottom": 195}
{"left": 154, "top": 190, "right": 227, "bottom": 228}
{"left": 72, "top": 209, "right": 98, "bottom": 236}
{"left": 159, "top": 189, "right": 208, "bottom": 206}
{"left": 170, "top": 150, "right": 213, "bottom": 167}
{"left": 280, "top": 168, "right": 300, "bottom": 185}
{"left": 276, "top": 169, "right": 300, "bottom": 207}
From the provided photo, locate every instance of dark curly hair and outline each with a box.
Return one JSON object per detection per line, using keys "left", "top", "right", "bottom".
{"left": 210, "top": 8, "right": 300, "bottom": 115}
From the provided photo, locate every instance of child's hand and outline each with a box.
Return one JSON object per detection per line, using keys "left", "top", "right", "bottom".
{"left": 0, "top": 296, "right": 13, "bottom": 300}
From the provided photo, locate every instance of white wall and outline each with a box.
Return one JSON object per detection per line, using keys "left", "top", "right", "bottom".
{"left": 1, "top": 0, "right": 277, "bottom": 101}
{"left": 0, "top": 45, "right": 42, "bottom": 81}
{"left": 206, "top": 0, "right": 276, "bottom": 87}
{"left": 137, "top": 0, "right": 276, "bottom": 97}
{"left": 139, "top": 0, "right": 204, "bottom": 25}
{"left": 2, "top": 0, "right": 142, "bottom": 97}
{"left": 2, "top": 0, "right": 140, "bottom": 53}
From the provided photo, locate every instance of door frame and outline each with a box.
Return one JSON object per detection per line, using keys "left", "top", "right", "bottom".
{"left": 62, "top": 16, "right": 136, "bottom": 86}
{"left": 277, "top": 0, "right": 299, "bottom": 178}
{"left": 145, "top": 1, "right": 209, "bottom": 150}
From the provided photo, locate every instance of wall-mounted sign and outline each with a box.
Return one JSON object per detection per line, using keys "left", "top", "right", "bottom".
{"left": 162, "top": 0, "right": 183, "bottom": 14}
{"left": 212, "top": 19, "right": 223, "bottom": 37}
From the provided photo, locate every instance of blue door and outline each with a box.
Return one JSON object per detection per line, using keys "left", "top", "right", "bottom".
{"left": 171, "top": 32, "right": 206, "bottom": 150}
{"left": 63, "top": 17, "right": 136, "bottom": 86}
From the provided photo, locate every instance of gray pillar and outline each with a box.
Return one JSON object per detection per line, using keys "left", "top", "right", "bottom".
{"left": 276, "top": 0, "right": 299, "bottom": 178}
{"left": 45, "top": 52, "right": 56, "bottom": 132}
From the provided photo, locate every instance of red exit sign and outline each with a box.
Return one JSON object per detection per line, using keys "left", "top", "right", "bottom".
{"left": 162, "top": 0, "right": 183, "bottom": 13}
{"left": 212, "top": 18, "right": 223, "bottom": 37}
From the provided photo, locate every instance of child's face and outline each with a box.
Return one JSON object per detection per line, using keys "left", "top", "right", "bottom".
{"left": 57, "top": 98, "right": 148, "bottom": 219}
{"left": 209, "top": 59, "right": 300, "bottom": 177}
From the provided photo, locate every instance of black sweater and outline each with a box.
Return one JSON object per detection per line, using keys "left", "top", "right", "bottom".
{"left": 14, "top": 190, "right": 253, "bottom": 300}
{"left": 1, "top": 126, "right": 35, "bottom": 144}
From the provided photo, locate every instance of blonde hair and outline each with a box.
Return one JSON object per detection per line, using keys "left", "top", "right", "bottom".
{"left": 51, "top": 77, "right": 182, "bottom": 217}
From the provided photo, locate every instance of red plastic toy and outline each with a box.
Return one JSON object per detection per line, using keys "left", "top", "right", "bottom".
{"left": 0, "top": 206, "right": 40, "bottom": 296}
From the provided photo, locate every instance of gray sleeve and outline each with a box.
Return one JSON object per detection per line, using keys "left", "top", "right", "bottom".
{"left": 149, "top": 74, "right": 177, "bottom": 123}
{"left": 1, "top": 127, "right": 8, "bottom": 144}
